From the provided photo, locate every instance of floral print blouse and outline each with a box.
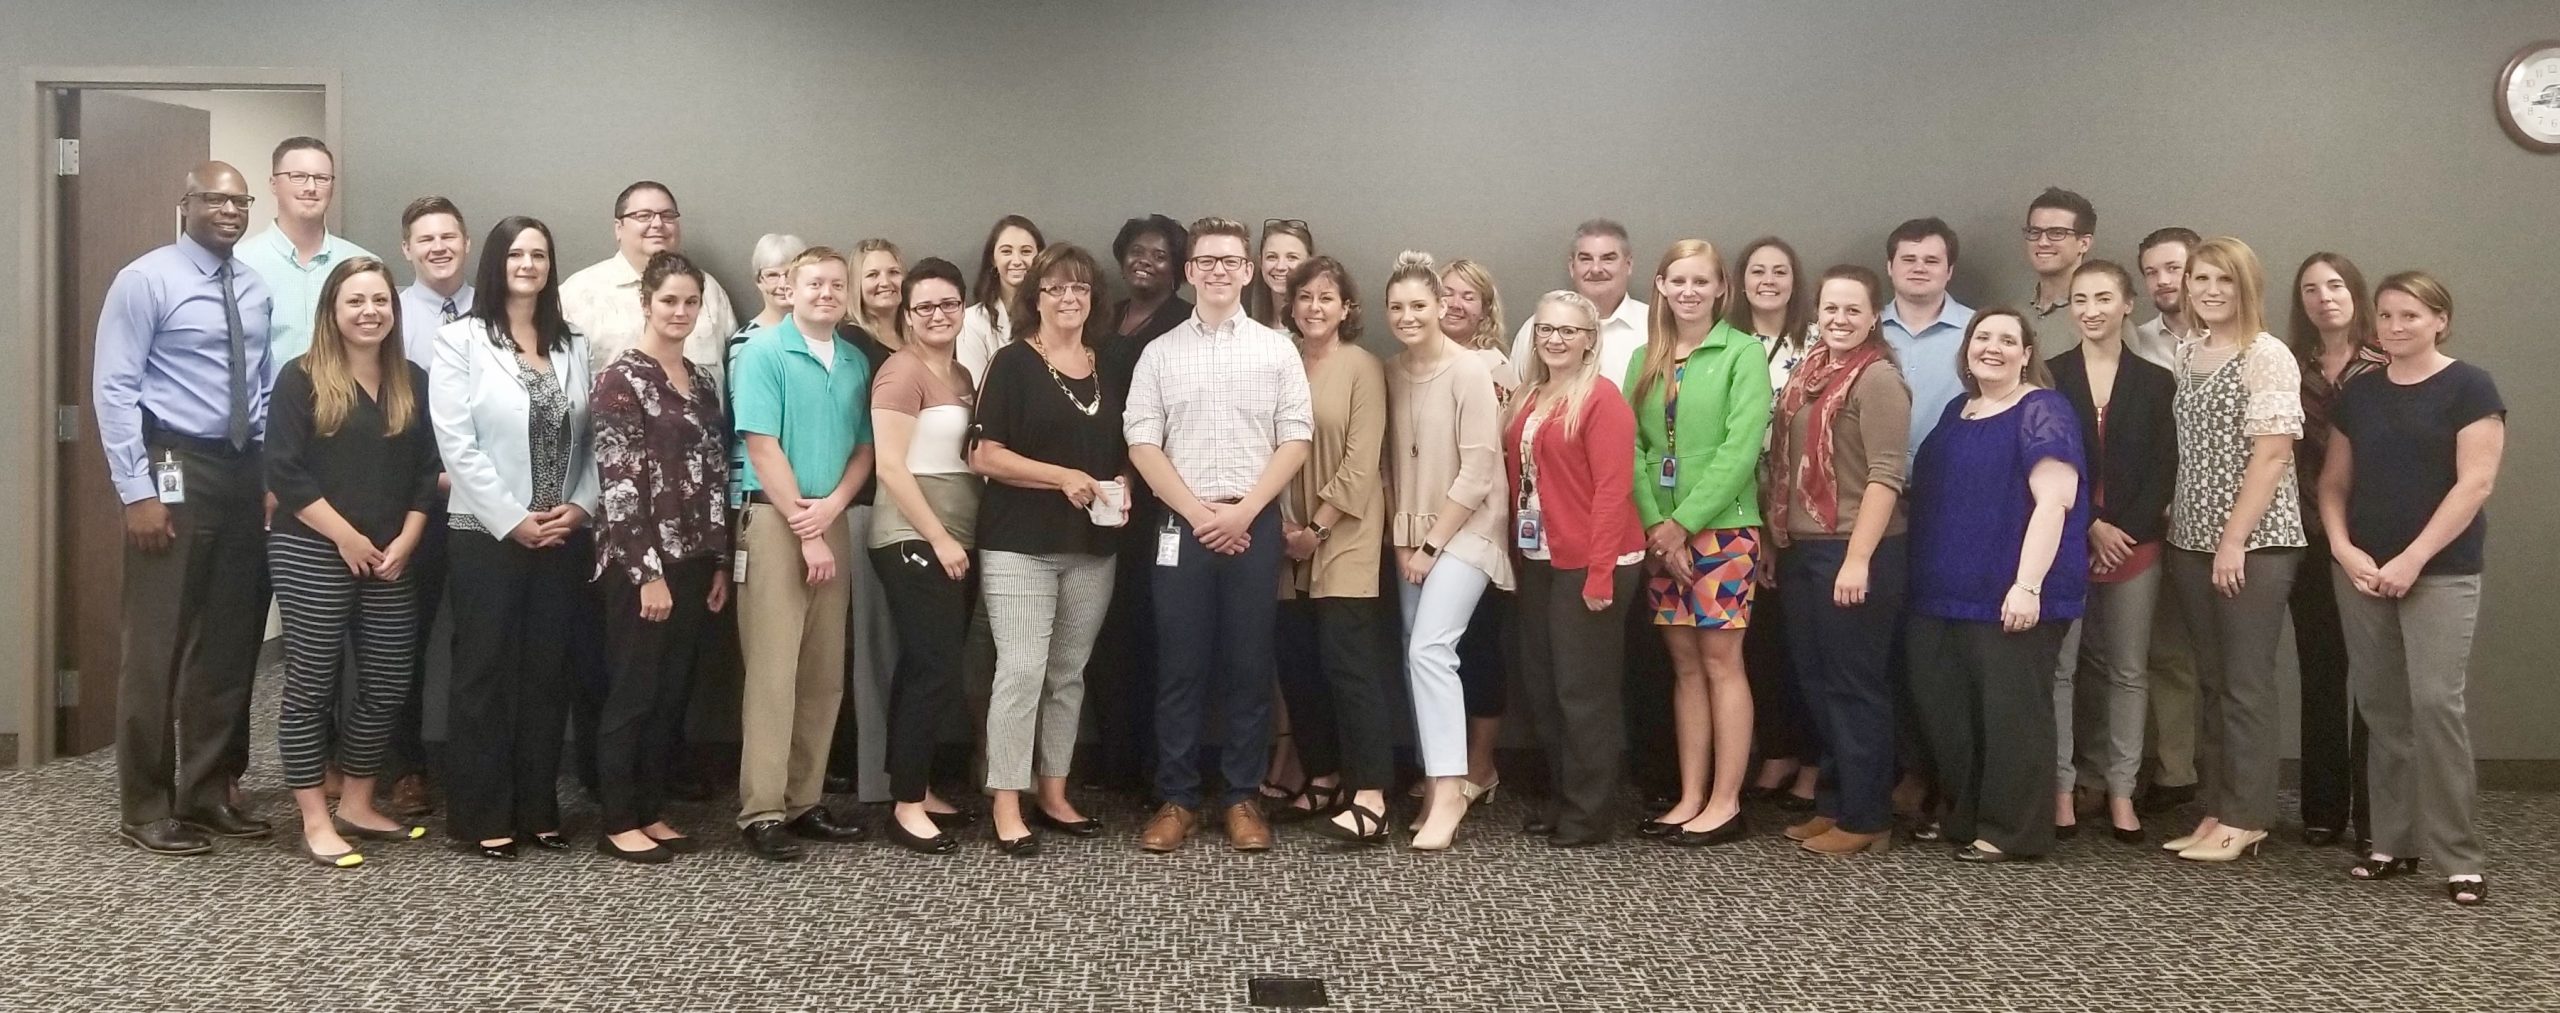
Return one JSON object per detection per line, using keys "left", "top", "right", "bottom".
{"left": 593, "top": 349, "right": 730, "bottom": 586}
{"left": 2168, "top": 332, "right": 2306, "bottom": 553}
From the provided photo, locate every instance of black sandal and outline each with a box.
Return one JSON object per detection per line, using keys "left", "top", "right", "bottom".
{"left": 1270, "top": 780, "right": 1341, "bottom": 825}
{"left": 1311, "top": 800, "right": 1388, "bottom": 847}
{"left": 2446, "top": 878, "right": 2487, "bottom": 906}
{"left": 2347, "top": 855, "right": 2420, "bottom": 881}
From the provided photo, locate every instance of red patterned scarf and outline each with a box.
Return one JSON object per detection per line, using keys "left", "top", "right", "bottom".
{"left": 1772, "top": 338, "right": 1889, "bottom": 534}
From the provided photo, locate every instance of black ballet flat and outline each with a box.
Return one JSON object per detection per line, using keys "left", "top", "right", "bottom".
{"left": 2054, "top": 823, "right": 2080, "bottom": 841}
{"left": 2111, "top": 824, "right": 2146, "bottom": 844}
{"left": 925, "top": 809, "right": 977, "bottom": 830}
{"left": 597, "top": 837, "right": 671, "bottom": 865}
{"left": 2302, "top": 826, "right": 2343, "bottom": 847}
{"left": 1668, "top": 812, "right": 1748, "bottom": 848}
{"left": 1031, "top": 811, "right": 1103, "bottom": 838}
{"left": 1774, "top": 792, "right": 1817, "bottom": 813}
{"left": 648, "top": 834, "right": 703, "bottom": 855}
{"left": 1953, "top": 843, "right": 2041, "bottom": 864}
{"left": 469, "top": 840, "right": 519, "bottom": 861}
{"left": 885, "top": 818, "right": 956, "bottom": 856}
{"left": 994, "top": 832, "right": 1041, "bottom": 858}
{"left": 528, "top": 832, "right": 571, "bottom": 851}
{"left": 2348, "top": 855, "right": 2420, "bottom": 881}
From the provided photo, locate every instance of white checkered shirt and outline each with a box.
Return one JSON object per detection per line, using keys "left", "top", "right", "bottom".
{"left": 1122, "top": 309, "right": 1314, "bottom": 501}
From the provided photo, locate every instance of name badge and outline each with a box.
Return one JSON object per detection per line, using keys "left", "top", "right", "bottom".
{"left": 1156, "top": 515, "right": 1181, "bottom": 567}
{"left": 1514, "top": 509, "right": 1544, "bottom": 551}
{"left": 153, "top": 451, "right": 187, "bottom": 505}
{"left": 1658, "top": 457, "right": 1679, "bottom": 489}
{"left": 731, "top": 547, "right": 749, "bottom": 585}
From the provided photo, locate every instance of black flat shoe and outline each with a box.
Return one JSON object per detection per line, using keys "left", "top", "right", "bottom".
{"left": 994, "top": 832, "right": 1041, "bottom": 858}
{"left": 1668, "top": 812, "right": 1748, "bottom": 848}
{"left": 2446, "top": 878, "right": 2487, "bottom": 906}
{"left": 1031, "top": 810, "right": 1103, "bottom": 838}
{"left": 118, "top": 819, "right": 214, "bottom": 856}
{"left": 884, "top": 817, "right": 956, "bottom": 856}
{"left": 1268, "top": 782, "right": 1341, "bottom": 825}
{"left": 528, "top": 832, "right": 570, "bottom": 851}
{"left": 2054, "top": 823, "right": 2079, "bottom": 841}
{"left": 1953, "top": 843, "right": 2041, "bottom": 864}
{"left": 2135, "top": 782, "right": 2195, "bottom": 814}
{"left": 789, "top": 805, "right": 869, "bottom": 842}
{"left": 1523, "top": 816, "right": 1557, "bottom": 837}
{"left": 178, "top": 804, "right": 273, "bottom": 839}
{"left": 301, "top": 839, "right": 364, "bottom": 869}
{"left": 1310, "top": 801, "right": 1389, "bottom": 848}
{"left": 334, "top": 817, "right": 428, "bottom": 842}
{"left": 742, "top": 820, "right": 806, "bottom": 862}
{"left": 924, "top": 808, "right": 977, "bottom": 831}
{"left": 2348, "top": 855, "right": 2420, "bottom": 881}
{"left": 647, "top": 834, "right": 703, "bottom": 855}
{"left": 2111, "top": 824, "right": 2146, "bottom": 844}
{"left": 597, "top": 837, "right": 671, "bottom": 865}
{"left": 469, "top": 840, "right": 520, "bottom": 861}
{"left": 1774, "top": 792, "right": 1817, "bottom": 813}
{"left": 2303, "top": 826, "right": 2343, "bottom": 847}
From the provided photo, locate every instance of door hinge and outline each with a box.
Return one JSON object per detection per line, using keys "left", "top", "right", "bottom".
{"left": 53, "top": 138, "right": 78, "bottom": 176}
{"left": 55, "top": 405, "right": 79, "bottom": 444}
{"left": 54, "top": 668, "right": 78, "bottom": 708}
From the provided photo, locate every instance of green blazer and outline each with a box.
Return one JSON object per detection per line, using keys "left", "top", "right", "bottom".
{"left": 1623, "top": 318, "right": 1770, "bottom": 535}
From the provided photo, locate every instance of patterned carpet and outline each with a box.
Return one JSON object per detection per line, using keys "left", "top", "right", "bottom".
{"left": 3, "top": 685, "right": 2553, "bottom": 1012}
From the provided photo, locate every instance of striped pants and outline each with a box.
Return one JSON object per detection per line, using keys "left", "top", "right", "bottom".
{"left": 270, "top": 531, "right": 420, "bottom": 791}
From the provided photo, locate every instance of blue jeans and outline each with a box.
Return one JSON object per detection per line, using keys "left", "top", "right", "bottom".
{"left": 1781, "top": 536, "right": 1907, "bottom": 834}
{"left": 1150, "top": 506, "right": 1284, "bottom": 809}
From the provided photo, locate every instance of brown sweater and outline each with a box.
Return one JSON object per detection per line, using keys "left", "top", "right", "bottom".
{"left": 1280, "top": 343, "right": 1387, "bottom": 598}
{"left": 1776, "top": 363, "right": 1911, "bottom": 541}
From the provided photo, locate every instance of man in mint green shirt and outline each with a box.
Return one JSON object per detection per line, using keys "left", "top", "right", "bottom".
{"left": 235, "top": 137, "right": 374, "bottom": 367}
{"left": 729, "top": 247, "right": 875, "bottom": 861}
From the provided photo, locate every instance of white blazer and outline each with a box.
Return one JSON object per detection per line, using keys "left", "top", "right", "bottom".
{"left": 430, "top": 317, "right": 601, "bottom": 538}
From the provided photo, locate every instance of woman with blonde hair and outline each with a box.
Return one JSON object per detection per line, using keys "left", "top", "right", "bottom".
{"left": 1505, "top": 290, "right": 1644, "bottom": 846}
{"left": 1438, "top": 256, "right": 1519, "bottom": 804}
{"left": 851, "top": 238, "right": 908, "bottom": 351}
{"left": 1625, "top": 239, "right": 1768, "bottom": 846}
{"left": 1247, "top": 218, "right": 1315, "bottom": 330}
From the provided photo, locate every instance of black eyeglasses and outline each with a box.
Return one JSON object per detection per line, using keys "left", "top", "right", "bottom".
{"left": 908, "top": 298, "right": 965, "bottom": 318}
{"left": 2022, "top": 227, "right": 2085, "bottom": 242}
{"left": 1531, "top": 323, "right": 1595, "bottom": 340}
{"left": 186, "top": 192, "right": 255, "bottom": 210}
{"left": 618, "top": 209, "right": 682, "bottom": 225}
{"left": 1189, "top": 255, "right": 1249, "bottom": 272}
{"left": 271, "top": 171, "right": 335, "bottom": 188}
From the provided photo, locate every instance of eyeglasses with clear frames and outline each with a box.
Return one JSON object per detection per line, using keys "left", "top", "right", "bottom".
{"left": 909, "top": 298, "right": 966, "bottom": 319}
{"left": 1040, "top": 282, "right": 1093, "bottom": 299}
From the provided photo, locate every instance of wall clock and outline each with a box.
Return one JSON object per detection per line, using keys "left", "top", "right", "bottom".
{"left": 2498, "top": 40, "right": 2560, "bottom": 152}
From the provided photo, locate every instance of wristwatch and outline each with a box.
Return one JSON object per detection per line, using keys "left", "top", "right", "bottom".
{"left": 1419, "top": 542, "right": 1441, "bottom": 558}
{"left": 1310, "top": 523, "right": 1332, "bottom": 542}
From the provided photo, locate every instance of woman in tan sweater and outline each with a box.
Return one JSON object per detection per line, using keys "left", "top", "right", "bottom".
{"left": 1384, "top": 251, "right": 1514, "bottom": 851}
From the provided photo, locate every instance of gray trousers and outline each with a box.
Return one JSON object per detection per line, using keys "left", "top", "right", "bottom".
{"left": 2335, "top": 566, "right": 2485, "bottom": 875}
{"left": 2054, "top": 561, "right": 2163, "bottom": 798}
{"left": 2165, "top": 547, "right": 2298, "bottom": 831}
{"left": 981, "top": 551, "right": 1116, "bottom": 791}
{"left": 118, "top": 443, "right": 270, "bottom": 825}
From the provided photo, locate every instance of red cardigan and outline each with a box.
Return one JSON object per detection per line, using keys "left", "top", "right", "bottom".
{"left": 1504, "top": 378, "right": 1645, "bottom": 600}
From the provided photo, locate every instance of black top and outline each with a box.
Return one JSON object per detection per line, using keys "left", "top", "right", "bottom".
{"left": 838, "top": 322, "right": 897, "bottom": 507}
{"left": 2336, "top": 360, "right": 2504, "bottom": 576}
{"left": 265, "top": 359, "right": 441, "bottom": 546}
{"left": 1100, "top": 295, "right": 1190, "bottom": 512}
{"left": 973, "top": 340, "right": 1126, "bottom": 557}
{"left": 2050, "top": 347, "right": 2178, "bottom": 543}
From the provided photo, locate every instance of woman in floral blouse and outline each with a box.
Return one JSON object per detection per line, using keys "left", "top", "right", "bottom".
{"left": 589, "top": 251, "right": 731, "bottom": 864}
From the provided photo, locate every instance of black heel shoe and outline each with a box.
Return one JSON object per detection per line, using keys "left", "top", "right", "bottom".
{"left": 885, "top": 817, "right": 956, "bottom": 856}
{"left": 2054, "top": 823, "right": 2079, "bottom": 841}
{"left": 469, "top": 839, "right": 519, "bottom": 861}
{"left": 1669, "top": 811, "right": 1748, "bottom": 848}
{"left": 1311, "top": 800, "right": 1389, "bottom": 848}
{"left": 2111, "top": 824, "right": 2146, "bottom": 844}
{"left": 2348, "top": 855, "right": 2420, "bottom": 881}
{"left": 2446, "top": 878, "right": 2487, "bottom": 906}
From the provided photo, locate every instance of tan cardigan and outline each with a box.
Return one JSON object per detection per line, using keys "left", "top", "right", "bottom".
{"left": 1387, "top": 342, "right": 1515, "bottom": 591}
{"left": 1280, "top": 343, "right": 1386, "bottom": 598}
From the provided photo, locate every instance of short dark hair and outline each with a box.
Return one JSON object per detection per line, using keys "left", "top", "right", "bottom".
{"left": 640, "top": 251, "right": 704, "bottom": 300}
{"left": 399, "top": 196, "right": 466, "bottom": 238}
{"left": 612, "top": 180, "right": 675, "bottom": 219}
{"left": 1886, "top": 217, "right": 1960, "bottom": 267}
{"left": 1286, "top": 255, "right": 1363, "bottom": 342}
{"left": 1112, "top": 214, "right": 1188, "bottom": 269}
{"left": 2028, "top": 186, "right": 2096, "bottom": 235}
{"left": 900, "top": 257, "right": 967, "bottom": 316}
{"left": 270, "top": 136, "right": 331, "bottom": 172}
{"left": 2137, "top": 226, "right": 2202, "bottom": 259}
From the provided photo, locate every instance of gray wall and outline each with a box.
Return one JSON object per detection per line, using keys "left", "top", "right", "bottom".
{"left": 5, "top": 0, "right": 2554, "bottom": 758}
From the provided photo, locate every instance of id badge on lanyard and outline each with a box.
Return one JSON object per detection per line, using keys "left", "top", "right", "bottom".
{"left": 153, "top": 450, "right": 187, "bottom": 504}
{"left": 1659, "top": 362, "right": 1684, "bottom": 489}
{"left": 1515, "top": 420, "right": 1544, "bottom": 551}
{"left": 1156, "top": 514, "right": 1182, "bottom": 567}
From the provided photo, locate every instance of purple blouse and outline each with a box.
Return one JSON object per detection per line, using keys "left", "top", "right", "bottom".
{"left": 1907, "top": 388, "right": 2090, "bottom": 624}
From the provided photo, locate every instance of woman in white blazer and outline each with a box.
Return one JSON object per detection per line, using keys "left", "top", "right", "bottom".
{"left": 429, "top": 216, "right": 600, "bottom": 859}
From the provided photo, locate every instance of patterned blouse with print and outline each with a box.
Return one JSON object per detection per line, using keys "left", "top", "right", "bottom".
{"left": 2168, "top": 332, "right": 2306, "bottom": 554}
{"left": 593, "top": 349, "right": 731, "bottom": 586}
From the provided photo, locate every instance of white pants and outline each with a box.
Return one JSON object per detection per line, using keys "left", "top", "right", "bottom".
{"left": 1399, "top": 554, "right": 1490, "bottom": 777}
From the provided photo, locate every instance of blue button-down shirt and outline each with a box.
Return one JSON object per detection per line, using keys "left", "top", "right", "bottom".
{"left": 400, "top": 280, "right": 475, "bottom": 369}
{"left": 1880, "top": 293, "right": 1975, "bottom": 459}
{"left": 93, "top": 234, "right": 276, "bottom": 503}
{"left": 236, "top": 223, "right": 374, "bottom": 368}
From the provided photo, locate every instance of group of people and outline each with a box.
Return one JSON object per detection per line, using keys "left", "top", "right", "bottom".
{"left": 96, "top": 141, "right": 2506, "bottom": 907}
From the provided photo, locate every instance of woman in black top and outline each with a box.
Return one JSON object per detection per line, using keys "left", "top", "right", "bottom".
{"left": 266, "top": 257, "right": 440, "bottom": 868}
{"left": 2045, "top": 261, "right": 2176, "bottom": 842}
{"left": 2317, "top": 271, "right": 2506, "bottom": 906}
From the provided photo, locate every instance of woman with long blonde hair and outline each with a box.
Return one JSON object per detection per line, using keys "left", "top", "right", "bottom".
{"left": 1438, "top": 256, "right": 1518, "bottom": 804}
{"left": 1624, "top": 238, "right": 1768, "bottom": 846}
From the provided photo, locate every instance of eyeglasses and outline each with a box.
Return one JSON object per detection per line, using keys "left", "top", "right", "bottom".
{"left": 186, "top": 192, "right": 255, "bottom": 210}
{"left": 1189, "top": 255, "right": 1249, "bottom": 273}
{"left": 1263, "top": 218, "right": 1308, "bottom": 231}
{"left": 1040, "top": 282, "right": 1093, "bottom": 299}
{"left": 618, "top": 209, "right": 682, "bottom": 225}
{"left": 1531, "top": 323, "right": 1595, "bottom": 340}
{"left": 271, "top": 171, "right": 335, "bottom": 188}
{"left": 2021, "top": 227, "right": 2085, "bottom": 242}
{"left": 756, "top": 268, "right": 787, "bottom": 283}
{"left": 908, "top": 298, "right": 965, "bottom": 318}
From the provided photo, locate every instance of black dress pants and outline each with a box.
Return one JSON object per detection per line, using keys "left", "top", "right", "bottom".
{"left": 871, "top": 542, "right": 974, "bottom": 804}
{"left": 1275, "top": 594, "right": 1397, "bottom": 791}
{"left": 597, "top": 557, "right": 717, "bottom": 834}
{"left": 1623, "top": 600, "right": 1678, "bottom": 802}
{"left": 1907, "top": 614, "right": 2064, "bottom": 857}
{"left": 1084, "top": 519, "right": 1160, "bottom": 793}
{"left": 2291, "top": 538, "right": 2370, "bottom": 840}
{"left": 443, "top": 529, "right": 576, "bottom": 843}
{"left": 1517, "top": 561, "right": 1638, "bottom": 843}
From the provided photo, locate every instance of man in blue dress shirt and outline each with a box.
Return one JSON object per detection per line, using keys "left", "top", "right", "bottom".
{"left": 93, "top": 162, "right": 279, "bottom": 855}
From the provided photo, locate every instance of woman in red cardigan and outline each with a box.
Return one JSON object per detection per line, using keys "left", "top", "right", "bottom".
{"left": 1505, "top": 290, "right": 1646, "bottom": 846}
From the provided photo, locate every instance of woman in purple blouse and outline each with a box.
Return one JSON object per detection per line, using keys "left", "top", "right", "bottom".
{"left": 1904, "top": 307, "right": 2088, "bottom": 864}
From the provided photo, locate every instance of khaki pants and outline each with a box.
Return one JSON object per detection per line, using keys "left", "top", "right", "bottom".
{"left": 735, "top": 503, "right": 852, "bottom": 828}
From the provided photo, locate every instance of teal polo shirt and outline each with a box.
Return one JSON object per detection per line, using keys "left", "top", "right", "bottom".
{"left": 732, "top": 317, "right": 872, "bottom": 498}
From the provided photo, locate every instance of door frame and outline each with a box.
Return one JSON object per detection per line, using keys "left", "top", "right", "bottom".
{"left": 9, "top": 67, "right": 342, "bottom": 767}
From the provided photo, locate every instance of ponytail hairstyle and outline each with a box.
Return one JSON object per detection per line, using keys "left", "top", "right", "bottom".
{"left": 2373, "top": 270, "right": 2455, "bottom": 345}
{"left": 1814, "top": 264, "right": 1895, "bottom": 361}
{"left": 1631, "top": 238, "right": 1727, "bottom": 403}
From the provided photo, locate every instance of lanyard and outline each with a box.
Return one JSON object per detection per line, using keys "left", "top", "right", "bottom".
{"left": 1663, "top": 361, "right": 1686, "bottom": 458}
{"left": 1516, "top": 410, "right": 1541, "bottom": 509}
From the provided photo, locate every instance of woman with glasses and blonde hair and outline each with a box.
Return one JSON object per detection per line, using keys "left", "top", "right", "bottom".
{"left": 1248, "top": 218, "right": 1314, "bottom": 330}
{"left": 266, "top": 256, "right": 439, "bottom": 867}
{"left": 1505, "top": 290, "right": 1644, "bottom": 847}
{"left": 2161, "top": 237, "right": 2304, "bottom": 863}
{"left": 1625, "top": 239, "right": 1767, "bottom": 846}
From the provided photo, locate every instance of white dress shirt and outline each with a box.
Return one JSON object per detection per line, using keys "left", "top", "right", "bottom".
{"left": 1512, "top": 296, "right": 1649, "bottom": 392}
{"left": 955, "top": 303, "right": 1011, "bottom": 387}
{"left": 1122, "top": 309, "right": 1315, "bottom": 502}
{"left": 559, "top": 253, "right": 737, "bottom": 381}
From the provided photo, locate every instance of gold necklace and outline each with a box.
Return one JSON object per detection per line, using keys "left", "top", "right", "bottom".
{"left": 1037, "top": 338, "right": 1100, "bottom": 416}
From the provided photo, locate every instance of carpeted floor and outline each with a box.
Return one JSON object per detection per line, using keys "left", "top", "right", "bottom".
{"left": 3, "top": 679, "right": 2554, "bottom": 1012}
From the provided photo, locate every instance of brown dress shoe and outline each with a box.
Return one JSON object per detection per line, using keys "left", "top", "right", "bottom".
{"left": 1783, "top": 816, "right": 1837, "bottom": 842}
{"left": 1800, "top": 827, "right": 1891, "bottom": 855}
{"left": 1139, "top": 804, "right": 1197, "bottom": 853}
{"left": 389, "top": 775, "right": 434, "bottom": 817}
{"left": 1224, "top": 802, "right": 1273, "bottom": 852}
